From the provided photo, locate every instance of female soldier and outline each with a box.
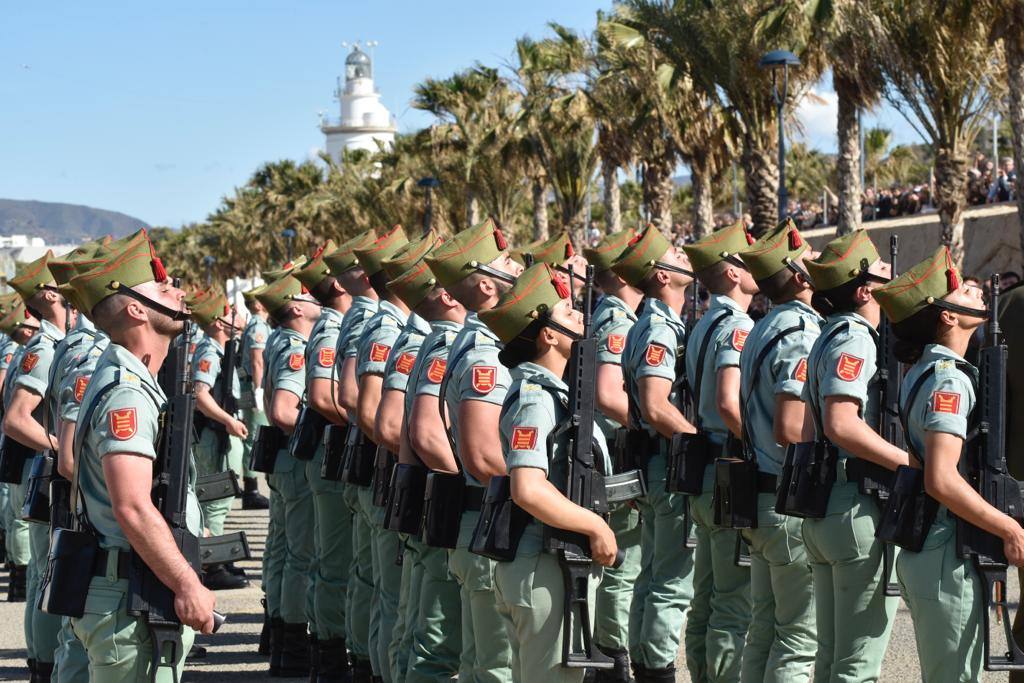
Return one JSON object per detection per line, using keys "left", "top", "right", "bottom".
{"left": 873, "top": 246, "right": 1024, "bottom": 680}
{"left": 477, "top": 263, "right": 618, "bottom": 683}
{"left": 800, "top": 231, "right": 908, "bottom": 680}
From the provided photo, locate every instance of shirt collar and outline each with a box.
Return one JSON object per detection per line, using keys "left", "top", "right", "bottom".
{"left": 350, "top": 296, "right": 378, "bottom": 315}
{"left": 109, "top": 342, "right": 165, "bottom": 399}
{"left": 646, "top": 297, "right": 684, "bottom": 326}
{"left": 428, "top": 319, "right": 463, "bottom": 334}
{"left": 600, "top": 295, "right": 639, "bottom": 321}
{"left": 515, "top": 361, "right": 569, "bottom": 392}
{"left": 829, "top": 310, "right": 879, "bottom": 338}
{"left": 407, "top": 312, "right": 432, "bottom": 335}
{"left": 76, "top": 314, "right": 96, "bottom": 332}
{"left": 40, "top": 318, "right": 65, "bottom": 341}
{"left": 709, "top": 294, "right": 746, "bottom": 314}
{"left": 379, "top": 299, "right": 408, "bottom": 324}
{"left": 465, "top": 312, "right": 500, "bottom": 341}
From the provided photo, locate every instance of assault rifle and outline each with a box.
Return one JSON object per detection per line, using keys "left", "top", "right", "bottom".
{"left": 956, "top": 273, "right": 1024, "bottom": 670}
{"left": 213, "top": 307, "right": 241, "bottom": 456}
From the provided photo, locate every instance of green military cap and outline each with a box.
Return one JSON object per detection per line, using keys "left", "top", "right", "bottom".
{"left": 479, "top": 263, "right": 571, "bottom": 344}
{"left": 805, "top": 230, "right": 881, "bottom": 292}
{"left": 0, "top": 292, "right": 20, "bottom": 317}
{"left": 353, "top": 225, "right": 409, "bottom": 276}
{"left": 255, "top": 274, "right": 303, "bottom": 317}
{"left": 583, "top": 229, "right": 637, "bottom": 273}
{"left": 682, "top": 220, "right": 756, "bottom": 273}
{"left": 192, "top": 292, "right": 231, "bottom": 327}
{"left": 529, "top": 230, "right": 576, "bottom": 268}
{"left": 873, "top": 246, "right": 964, "bottom": 324}
{"left": 0, "top": 298, "right": 32, "bottom": 335}
{"left": 67, "top": 229, "right": 171, "bottom": 315}
{"left": 262, "top": 255, "right": 307, "bottom": 283}
{"left": 184, "top": 287, "right": 210, "bottom": 308}
{"left": 610, "top": 225, "right": 672, "bottom": 286}
{"left": 324, "top": 229, "right": 378, "bottom": 275}
{"left": 242, "top": 284, "right": 267, "bottom": 306}
{"left": 383, "top": 230, "right": 443, "bottom": 280}
{"left": 426, "top": 218, "right": 511, "bottom": 288}
{"left": 9, "top": 250, "right": 56, "bottom": 302}
{"left": 740, "top": 218, "right": 809, "bottom": 281}
{"left": 292, "top": 240, "right": 338, "bottom": 291}
{"left": 387, "top": 259, "right": 438, "bottom": 310}
{"left": 48, "top": 238, "right": 109, "bottom": 286}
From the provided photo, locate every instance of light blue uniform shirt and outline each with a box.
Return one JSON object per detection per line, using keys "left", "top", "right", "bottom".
{"left": 592, "top": 295, "right": 638, "bottom": 442}
{"left": 382, "top": 314, "right": 431, "bottom": 394}
{"left": 622, "top": 298, "right": 687, "bottom": 439}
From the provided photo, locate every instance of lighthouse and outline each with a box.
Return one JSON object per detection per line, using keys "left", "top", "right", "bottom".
{"left": 321, "top": 43, "right": 397, "bottom": 163}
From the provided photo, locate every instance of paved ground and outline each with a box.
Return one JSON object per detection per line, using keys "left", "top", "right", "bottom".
{"left": 0, "top": 489, "right": 1016, "bottom": 681}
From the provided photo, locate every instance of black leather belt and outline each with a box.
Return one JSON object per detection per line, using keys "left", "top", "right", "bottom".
{"left": 757, "top": 473, "right": 778, "bottom": 493}
{"left": 463, "top": 486, "right": 485, "bottom": 512}
{"left": 91, "top": 548, "right": 131, "bottom": 579}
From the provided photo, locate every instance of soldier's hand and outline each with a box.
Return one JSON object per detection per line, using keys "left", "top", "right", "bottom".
{"left": 175, "top": 579, "right": 218, "bottom": 634}
{"left": 588, "top": 517, "right": 619, "bottom": 567}
{"left": 1002, "top": 523, "right": 1024, "bottom": 567}
{"left": 227, "top": 418, "right": 248, "bottom": 439}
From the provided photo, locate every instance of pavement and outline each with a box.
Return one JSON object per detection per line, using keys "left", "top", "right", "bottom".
{"left": 0, "top": 488, "right": 1016, "bottom": 681}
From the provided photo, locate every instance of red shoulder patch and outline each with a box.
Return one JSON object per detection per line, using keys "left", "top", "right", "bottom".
{"left": 606, "top": 334, "right": 625, "bottom": 354}
{"left": 471, "top": 366, "right": 496, "bottom": 394}
{"left": 426, "top": 357, "right": 447, "bottom": 383}
{"left": 74, "top": 375, "right": 90, "bottom": 403}
{"left": 370, "top": 342, "right": 391, "bottom": 363}
{"left": 255, "top": 334, "right": 265, "bottom": 343}
{"left": 4, "top": 353, "right": 11, "bottom": 363}
{"left": 793, "top": 357, "right": 808, "bottom": 383}
{"left": 288, "top": 353, "right": 304, "bottom": 371}
{"left": 20, "top": 352, "right": 38, "bottom": 373}
{"left": 511, "top": 426, "right": 538, "bottom": 450}
{"left": 198, "top": 359, "right": 211, "bottom": 373}
{"left": 645, "top": 344, "right": 666, "bottom": 366}
{"left": 932, "top": 391, "right": 961, "bottom": 414}
{"left": 731, "top": 328, "right": 749, "bottom": 352}
{"left": 108, "top": 407, "right": 138, "bottom": 440}
{"left": 318, "top": 347, "right": 335, "bottom": 368}
{"left": 395, "top": 352, "right": 416, "bottom": 375}
{"left": 835, "top": 353, "right": 864, "bottom": 382}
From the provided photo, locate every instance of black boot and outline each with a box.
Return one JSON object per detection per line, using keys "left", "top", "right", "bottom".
{"left": 243, "top": 477, "right": 270, "bottom": 510}
{"left": 594, "top": 646, "right": 631, "bottom": 682}
{"left": 633, "top": 664, "right": 675, "bottom": 683}
{"left": 308, "top": 633, "right": 319, "bottom": 683}
{"left": 270, "top": 617, "right": 285, "bottom": 676}
{"left": 26, "top": 659, "right": 35, "bottom": 681}
{"left": 203, "top": 563, "right": 249, "bottom": 590}
{"left": 8, "top": 565, "right": 26, "bottom": 602}
{"left": 316, "top": 637, "right": 352, "bottom": 683}
{"left": 0, "top": 529, "right": 6, "bottom": 564}
{"left": 224, "top": 562, "right": 248, "bottom": 577}
{"left": 350, "top": 656, "right": 372, "bottom": 683}
{"left": 259, "top": 598, "right": 272, "bottom": 656}
{"left": 370, "top": 677, "right": 383, "bottom": 683}
{"left": 187, "top": 644, "right": 208, "bottom": 660}
{"left": 278, "top": 622, "right": 311, "bottom": 677}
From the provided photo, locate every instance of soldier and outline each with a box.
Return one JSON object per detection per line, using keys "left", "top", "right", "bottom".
{"left": 581, "top": 228, "right": 642, "bottom": 682}
{"left": 735, "top": 219, "right": 820, "bottom": 682}
{"left": 190, "top": 292, "right": 250, "bottom": 590}
{"left": 3, "top": 251, "right": 69, "bottom": 681}
{"left": 611, "top": 225, "right": 697, "bottom": 683}
{"left": 238, "top": 286, "right": 271, "bottom": 511}
{"left": 515, "top": 230, "right": 589, "bottom": 298}
{"left": 66, "top": 231, "right": 216, "bottom": 681}
{"left": 0, "top": 292, "right": 19, "bottom": 586}
{"left": 874, "top": 246, "right": 1024, "bottom": 679}
{"left": 255, "top": 270, "right": 322, "bottom": 676}
{"left": 679, "top": 220, "right": 759, "bottom": 683}
{"left": 477, "top": 262, "right": 618, "bottom": 682}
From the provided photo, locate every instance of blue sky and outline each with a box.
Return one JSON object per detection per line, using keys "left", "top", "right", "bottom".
{"left": 0, "top": 1, "right": 922, "bottom": 229}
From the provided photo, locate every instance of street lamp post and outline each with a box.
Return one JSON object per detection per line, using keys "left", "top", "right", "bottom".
{"left": 759, "top": 49, "right": 801, "bottom": 224}
{"left": 417, "top": 177, "right": 440, "bottom": 236}
{"left": 202, "top": 255, "right": 216, "bottom": 288}
{"left": 281, "top": 228, "right": 297, "bottom": 262}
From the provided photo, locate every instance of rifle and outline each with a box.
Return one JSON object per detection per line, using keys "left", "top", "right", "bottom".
{"left": 214, "top": 307, "right": 241, "bottom": 458}
{"left": 129, "top": 322, "right": 224, "bottom": 683}
{"left": 956, "top": 274, "right": 1024, "bottom": 671}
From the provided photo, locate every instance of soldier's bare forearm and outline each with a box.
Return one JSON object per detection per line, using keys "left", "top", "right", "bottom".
{"left": 3, "top": 389, "right": 55, "bottom": 451}
{"left": 195, "top": 383, "right": 235, "bottom": 428}
{"left": 56, "top": 420, "right": 75, "bottom": 479}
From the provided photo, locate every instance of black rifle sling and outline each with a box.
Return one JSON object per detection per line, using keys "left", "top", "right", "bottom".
{"left": 739, "top": 320, "right": 806, "bottom": 463}
{"left": 71, "top": 375, "right": 122, "bottom": 532}
{"left": 690, "top": 308, "right": 733, "bottom": 431}
{"left": 438, "top": 338, "right": 477, "bottom": 462}
{"left": 804, "top": 321, "right": 856, "bottom": 437}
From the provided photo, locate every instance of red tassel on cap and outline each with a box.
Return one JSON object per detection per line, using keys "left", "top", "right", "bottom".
{"left": 301, "top": 285, "right": 310, "bottom": 295}
{"left": 565, "top": 242, "right": 575, "bottom": 259}
{"left": 745, "top": 232, "right": 755, "bottom": 245}
{"left": 788, "top": 230, "right": 802, "bottom": 250}
{"left": 24, "top": 308, "right": 30, "bottom": 319}
{"left": 947, "top": 268, "right": 960, "bottom": 291}
{"left": 312, "top": 243, "right": 327, "bottom": 259}
{"left": 552, "top": 275, "right": 571, "bottom": 299}
{"left": 628, "top": 232, "right": 641, "bottom": 246}
{"left": 223, "top": 304, "right": 230, "bottom": 316}
{"left": 151, "top": 258, "right": 168, "bottom": 283}
{"left": 494, "top": 228, "right": 508, "bottom": 251}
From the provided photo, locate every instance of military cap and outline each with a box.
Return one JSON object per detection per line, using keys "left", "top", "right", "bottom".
{"left": 479, "top": 263, "right": 571, "bottom": 344}
{"left": 67, "top": 229, "right": 170, "bottom": 315}
{"left": 383, "top": 230, "right": 443, "bottom": 280}
{"left": 740, "top": 218, "right": 808, "bottom": 281}
{"left": 387, "top": 259, "right": 438, "bottom": 310}
{"left": 9, "top": 250, "right": 56, "bottom": 302}
{"left": 805, "top": 230, "right": 881, "bottom": 292}
{"left": 48, "top": 239, "right": 109, "bottom": 286}
{"left": 292, "top": 240, "right": 338, "bottom": 291}
{"left": 255, "top": 274, "right": 303, "bottom": 317}
{"left": 425, "top": 218, "right": 511, "bottom": 288}
{"left": 192, "top": 292, "right": 231, "bottom": 327}
{"left": 583, "top": 229, "right": 637, "bottom": 273}
{"left": 610, "top": 225, "right": 672, "bottom": 286}
{"left": 353, "top": 225, "right": 409, "bottom": 277}
{"left": 262, "top": 256, "right": 307, "bottom": 283}
{"left": 873, "top": 246, "right": 964, "bottom": 324}
{"left": 242, "top": 284, "right": 267, "bottom": 306}
{"left": 324, "top": 229, "right": 378, "bottom": 275}
{"left": 682, "top": 220, "right": 755, "bottom": 273}
{"left": 529, "top": 230, "right": 575, "bottom": 268}
{"left": 0, "top": 298, "right": 32, "bottom": 335}
{"left": 0, "top": 292, "right": 20, "bottom": 317}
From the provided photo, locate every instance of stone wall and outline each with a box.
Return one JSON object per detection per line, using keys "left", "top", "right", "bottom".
{"left": 803, "top": 204, "right": 1022, "bottom": 278}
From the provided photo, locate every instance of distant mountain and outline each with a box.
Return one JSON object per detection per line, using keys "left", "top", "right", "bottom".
{"left": 0, "top": 199, "right": 148, "bottom": 245}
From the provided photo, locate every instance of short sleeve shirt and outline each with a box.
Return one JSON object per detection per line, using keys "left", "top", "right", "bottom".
{"left": 0, "top": 335, "right": 18, "bottom": 372}
{"left": 738, "top": 299, "right": 822, "bottom": 474}
{"left": 403, "top": 319, "right": 463, "bottom": 434}
{"left": 336, "top": 296, "right": 379, "bottom": 359}
{"left": 8, "top": 318, "right": 65, "bottom": 431}
{"left": 266, "top": 328, "right": 308, "bottom": 401}
{"left": 382, "top": 314, "right": 431, "bottom": 393}
{"left": 589, "top": 295, "right": 638, "bottom": 441}
{"left": 191, "top": 336, "right": 241, "bottom": 404}
{"left": 59, "top": 334, "right": 110, "bottom": 424}
{"left": 355, "top": 301, "right": 407, "bottom": 381}
{"left": 622, "top": 298, "right": 687, "bottom": 434}
{"left": 240, "top": 316, "right": 271, "bottom": 382}
{"left": 901, "top": 344, "right": 977, "bottom": 458}
{"left": 306, "top": 308, "right": 344, "bottom": 384}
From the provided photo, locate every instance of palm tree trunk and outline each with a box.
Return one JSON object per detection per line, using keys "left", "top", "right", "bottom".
{"left": 466, "top": 191, "right": 480, "bottom": 228}
{"left": 602, "top": 162, "right": 621, "bottom": 234}
{"left": 742, "top": 132, "right": 780, "bottom": 236}
{"left": 690, "top": 158, "right": 714, "bottom": 240}
{"left": 1007, "top": 37, "right": 1024, "bottom": 271}
{"left": 531, "top": 178, "right": 549, "bottom": 241}
{"left": 834, "top": 74, "right": 862, "bottom": 236}
{"left": 643, "top": 157, "right": 675, "bottom": 235}
{"left": 933, "top": 146, "right": 970, "bottom": 266}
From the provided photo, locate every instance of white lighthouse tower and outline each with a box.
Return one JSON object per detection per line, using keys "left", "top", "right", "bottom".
{"left": 321, "top": 42, "right": 397, "bottom": 163}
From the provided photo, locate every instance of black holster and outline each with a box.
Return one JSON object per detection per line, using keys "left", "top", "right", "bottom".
{"left": 21, "top": 452, "right": 54, "bottom": 524}
{"left": 0, "top": 434, "right": 35, "bottom": 483}
{"left": 775, "top": 441, "right": 837, "bottom": 519}
{"left": 371, "top": 448, "right": 397, "bottom": 508}
{"left": 625, "top": 429, "right": 655, "bottom": 479}
{"left": 321, "top": 424, "right": 347, "bottom": 481}
{"left": 611, "top": 428, "right": 633, "bottom": 473}
{"left": 421, "top": 472, "right": 466, "bottom": 549}
{"left": 249, "top": 425, "right": 285, "bottom": 473}
{"left": 38, "top": 527, "right": 98, "bottom": 617}
{"left": 383, "top": 463, "right": 428, "bottom": 535}
{"left": 49, "top": 475, "right": 73, "bottom": 532}
{"left": 875, "top": 465, "right": 938, "bottom": 552}
{"left": 340, "top": 424, "right": 376, "bottom": 487}
{"left": 849, "top": 459, "right": 893, "bottom": 501}
{"left": 288, "top": 405, "right": 328, "bottom": 462}
{"left": 665, "top": 432, "right": 713, "bottom": 495}
{"left": 469, "top": 475, "right": 530, "bottom": 562}
{"left": 712, "top": 439, "right": 772, "bottom": 530}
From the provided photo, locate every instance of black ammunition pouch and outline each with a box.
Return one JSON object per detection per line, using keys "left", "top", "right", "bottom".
{"left": 422, "top": 472, "right": 466, "bottom": 549}
{"left": 775, "top": 441, "right": 838, "bottom": 519}
{"left": 22, "top": 452, "right": 54, "bottom": 524}
{"left": 469, "top": 475, "right": 530, "bottom": 562}
{"left": 372, "top": 447, "right": 398, "bottom": 508}
{"left": 0, "top": 434, "right": 35, "bottom": 483}
{"left": 288, "top": 405, "right": 328, "bottom": 462}
{"left": 611, "top": 428, "right": 633, "bottom": 473}
{"left": 321, "top": 424, "right": 347, "bottom": 481}
{"left": 713, "top": 438, "right": 775, "bottom": 530}
{"left": 383, "top": 463, "right": 428, "bottom": 535}
{"left": 848, "top": 459, "right": 893, "bottom": 501}
{"left": 248, "top": 425, "right": 286, "bottom": 473}
{"left": 49, "top": 475, "right": 73, "bottom": 532}
{"left": 625, "top": 429, "right": 655, "bottom": 478}
{"left": 38, "top": 527, "right": 99, "bottom": 617}
{"left": 665, "top": 432, "right": 714, "bottom": 495}
{"left": 875, "top": 465, "right": 938, "bottom": 552}
{"left": 340, "top": 425, "right": 376, "bottom": 487}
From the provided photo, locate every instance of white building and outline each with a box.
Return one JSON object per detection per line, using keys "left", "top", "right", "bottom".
{"left": 320, "top": 44, "right": 397, "bottom": 163}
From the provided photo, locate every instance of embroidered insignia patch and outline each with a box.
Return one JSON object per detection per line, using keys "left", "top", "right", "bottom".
{"left": 288, "top": 353, "right": 304, "bottom": 371}
{"left": 836, "top": 353, "right": 864, "bottom": 382}
{"left": 471, "top": 366, "right": 496, "bottom": 394}
{"left": 318, "top": 347, "right": 335, "bottom": 368}
{"left": 198, "top": 359, "right": 211, "bottom": 373}
{"left": 932, "top": 391, "right": 961, "bottom": 414}
{"left": 793, "top": 357, "right": 808, "bottom": 383}
{"left": 511, "top": 426, "right": 538, "bottom": 450}
{"left": 395, "top": 352, "right": 416, "bottom": 375}
{"left": 732, "top": 328, "right": 749, "bottom": 352}
{"left": 108, "top": 408, "right": 138, "bottom": 440}
{"left": 370, "top": 342, "right": 391, "bottom": 363}
{"left": 20, "top": 352, "right": 38, "bottom": 373}
{"left": 645, "top": 344, "right": 666, "bottom": 366}
{"left": 426, "top": 357, "right": 447, "bottom": 383}
{"left": 607, "top": 334, "right": 625, "bottom": 354}
{"left": 74, "top": 375, "right": 90, "bottom": 402}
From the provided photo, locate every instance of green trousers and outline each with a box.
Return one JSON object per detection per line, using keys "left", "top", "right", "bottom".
{"left": 357, "top": 486, "right": 387, "bottom": 675}
{"left": 802, "top": 482, "right": 897, "bottom": 683}
{"left": 494, "top": 551, "right": 599, "bottom": 683}
{"left": 240, "top": 402, "right": 267, "bottom": 479}
{"left": 405, "top": 544, "right": 462, "bottom": 682}
{"left": 390, "top": 537, "right": 424, "bottom": 681}
{"left": 897, "top": 515, "right": 982, "bottom": 682}
{"left": 28, "top": 521, "right": 62, "bottom": 664}
{"left": 345, "top": 484, "right": 373, "bottom": 659}
{"left": 370, "top": 502, "right": 403, "bottom": 682}
{"left": 6, "top": 462, "right": 30, "bottom": 565}
{"left": 53, "top": 616, "right": 90, "bottom": 683}
{"left": 594, "top": 503, "right": 642, "bottom": 654}
{"left": 449, "top": 528, "right": 513, "bottom": 683}
{"left": 268, "top": 456, "right": 314, "bottom": 625}
{"left": 195, "top": 428, "right": 243, "bottom": 537}
{"left": 629, "top": 452, "right": 695, "bottom": 669}
{"left": 263, "top": 486, "right": 285, "bottom": 617}
{"left": 740, "top": 493, "right": 816, "bottom": 683}
{"left": 685, "top": 487, "right": 751, "bottom": 683}
{"left": 71, "top": 563, "right": 194, "bottom": 682}
{"left": 308, "top": 446, "right": 352, "bottom": 641}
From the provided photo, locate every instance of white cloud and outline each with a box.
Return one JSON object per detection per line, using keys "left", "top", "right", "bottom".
{"left": 794, "top": 87, "right": 838, "bottom": 152}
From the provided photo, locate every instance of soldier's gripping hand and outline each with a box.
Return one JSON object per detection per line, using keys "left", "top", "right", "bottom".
{"left": 588, "top": 518, "right": 619, "bottom": 567}
{"left": 175, "top": 578, "right": 218, "bottom": 634}
{"left": 226, "top": 417, "right": 248, "bottom": 439}
{"left": 1001, "top": 522, "right": 1024, "bottom": 568}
